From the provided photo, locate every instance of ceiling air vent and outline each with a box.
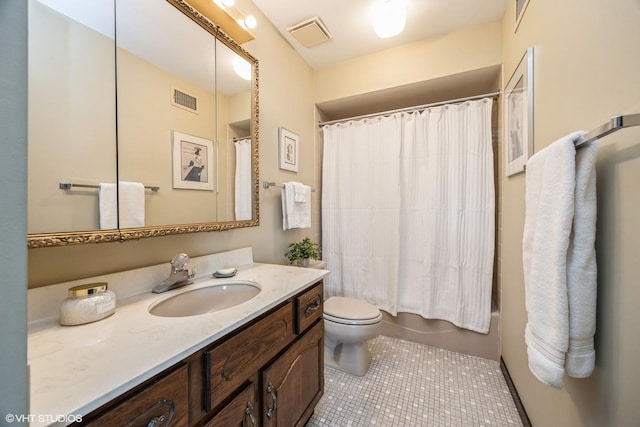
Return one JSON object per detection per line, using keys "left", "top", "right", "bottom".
{"left": 171, "top": 86, "right": 199, "bottom": 114}
{"left": 288, "top": 17, "right": 332, "bottom": 48}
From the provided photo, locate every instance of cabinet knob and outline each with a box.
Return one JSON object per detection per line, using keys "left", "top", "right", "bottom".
{"left": 266, "top": 382, "right": 278, "bottom": 420}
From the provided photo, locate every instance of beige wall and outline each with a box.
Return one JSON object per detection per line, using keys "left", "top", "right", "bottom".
{"left": 28, "top": 0, "right": 318, "bottom": 287}
{"left": 314, "top": 19, "right": 502, "bottom": 104}
{"left": 500, "top": 0, "right": 640, "bottom": 425}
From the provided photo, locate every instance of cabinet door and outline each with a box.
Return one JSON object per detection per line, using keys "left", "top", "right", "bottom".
{"left": 261, "top": 321, "right": 324, "bottom": 427}
{"left": 85, "top": 365, "right": 188, "bottom": 427}
{"left": 205, "top": 383, "right": 257, "bottom": 427}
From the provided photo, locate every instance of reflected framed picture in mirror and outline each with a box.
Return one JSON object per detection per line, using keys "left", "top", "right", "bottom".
{"left": 279, "top": 127, "right": 299, "bottom": 172}
{"left": 172, "top": 131, "right": 215, "bottom": 190}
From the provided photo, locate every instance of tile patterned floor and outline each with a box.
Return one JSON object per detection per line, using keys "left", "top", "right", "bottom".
{"left": 307, "top": 336, "right": 523, "bottom": 427}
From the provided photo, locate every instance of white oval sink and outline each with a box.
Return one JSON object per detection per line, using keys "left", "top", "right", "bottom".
{"left": 149, "top": 280, "right": 261, "bottom": 317}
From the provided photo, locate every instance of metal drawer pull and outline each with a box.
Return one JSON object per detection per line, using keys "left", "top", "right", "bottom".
{"left": 266, "top": 382, "right": 278, "bottom": 419}
{"left": 244, "top": 401, "right": 256, "bottom": 427}
{"left": 146, "top": 415, "right": 165, "bottom": 427}
{"left": 304, "top": 296, "right": 321, "bottom": 318}
{"left": 141, "top": 399, "right": 174, "bottom": 427}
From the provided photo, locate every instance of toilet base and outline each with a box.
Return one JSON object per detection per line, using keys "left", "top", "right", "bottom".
{"left": 324, "top": 336, "right": 373, "bottom": 377}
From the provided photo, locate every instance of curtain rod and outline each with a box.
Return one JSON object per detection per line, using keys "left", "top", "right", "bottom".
{"left": 318, "top": 91, "right": 501, "bottom": 127}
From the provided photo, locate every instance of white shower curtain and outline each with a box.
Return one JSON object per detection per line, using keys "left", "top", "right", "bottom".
{"left": 234, "top": 139, "right": 252, "bottom": 220}
{"left": 322, "top": 98, "right": 495, "bottom": 333}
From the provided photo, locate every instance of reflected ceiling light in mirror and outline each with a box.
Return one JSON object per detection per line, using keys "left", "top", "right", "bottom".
{"left": 233, "top": 57, "right": 252, "bottom": 80}
{"left": 372, "top": 0, "right": 406, "bottom": 38}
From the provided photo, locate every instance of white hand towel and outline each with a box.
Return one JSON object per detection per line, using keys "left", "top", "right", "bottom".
{"left": 565, "top": 139, "right": 598, "bottom": 378}
{"left": 522, "top": 131, "right": 583, "bottom": 389}
{"left": 99, "top": 183, "right": 118, "bottom": 229}
{"left": 99, "top": 182, "right": 145, "bottom": 229}
{"left": 293, "top": 182, "right": 310, "bottom": 203}
{"left": 282, "top": 182, "right": 311, "bottom": 230}
{"left": 118, "top": 181, "right": 145, "bottom": 228}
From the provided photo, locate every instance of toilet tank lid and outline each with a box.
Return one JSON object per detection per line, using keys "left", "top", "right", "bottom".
{"left": 324, "top": 296, "right": 380, "bottom": 320}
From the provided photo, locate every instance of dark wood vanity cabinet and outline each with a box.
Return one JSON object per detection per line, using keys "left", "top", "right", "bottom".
{"left": 81, "top": 280, "right": 324, "bottom": 427}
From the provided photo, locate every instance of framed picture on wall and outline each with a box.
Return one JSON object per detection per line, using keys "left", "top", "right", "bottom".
{"left": 504, "top": 47, "right": 534, "bottom": 177}
{"left": 172, "top": 131, "right": 215, "bottom": 190}
{"left": 515, "top": 0, "right": 531, "bottom": 32}
{"left": 278, "top": 127, "right": 299, "bottom": 172}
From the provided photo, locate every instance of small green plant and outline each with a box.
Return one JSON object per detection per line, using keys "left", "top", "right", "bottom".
{"left": 284, "top": 237, "right": 321, "bottom": 266}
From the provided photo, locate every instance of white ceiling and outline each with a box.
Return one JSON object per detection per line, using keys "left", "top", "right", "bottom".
{"left": 251, "top": 0, "right": 508, "bottom": 70}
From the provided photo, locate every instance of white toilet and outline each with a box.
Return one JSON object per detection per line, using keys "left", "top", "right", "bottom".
{"left": 323, "top": 296, "right": 382, "bottom": 376}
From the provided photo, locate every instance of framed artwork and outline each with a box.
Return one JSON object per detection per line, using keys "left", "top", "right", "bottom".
{"left": 278, "top": 127, "right": 299, "bottom": 172}
{"left": 504, "top": 47, "right": 534, "bottom": 177}
{"left": 515, "top": 0, "right": 531, "bottom": 32}
{"left": 172, "top": 131, "right": 214, "bottom": 190}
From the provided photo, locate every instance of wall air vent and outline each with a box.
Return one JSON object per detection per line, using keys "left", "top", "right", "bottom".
{"left": 171, "top": 86, "right": 199, "bottom": 114}
{"left": 288, "top": 17, "right": 332, "bottom": 48}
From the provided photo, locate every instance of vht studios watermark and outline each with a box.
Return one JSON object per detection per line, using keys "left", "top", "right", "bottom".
{"left": 5, "top": 413, "right": 83, "bottom": 424}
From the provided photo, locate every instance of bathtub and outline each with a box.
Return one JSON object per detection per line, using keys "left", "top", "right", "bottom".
{"left": 379, "top": 304, "right": 500, "bottom": 361}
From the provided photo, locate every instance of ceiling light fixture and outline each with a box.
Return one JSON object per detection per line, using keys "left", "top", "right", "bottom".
{"left": 372, "top": 0, "right": 406, "bottom": 39}
{"left": 244, "top": 15, "right": 257, "bottom": 29}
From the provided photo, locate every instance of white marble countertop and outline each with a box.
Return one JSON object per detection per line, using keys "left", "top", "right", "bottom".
{"left": 27, "top": 261, "right": 328, "bottom": 427}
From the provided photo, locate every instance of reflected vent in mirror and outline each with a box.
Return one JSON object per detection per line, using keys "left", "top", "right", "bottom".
{"left": 171, "top": 86, "right": 199, "bottom": 114}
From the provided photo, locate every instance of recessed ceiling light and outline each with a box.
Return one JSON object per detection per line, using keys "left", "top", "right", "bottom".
{"left": 372, "top": 0, "right": 406, "bottom": 38}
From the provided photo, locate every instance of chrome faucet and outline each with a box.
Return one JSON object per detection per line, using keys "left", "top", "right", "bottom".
{"left": 152, "top": 253, "right": 195, "bottom": 293}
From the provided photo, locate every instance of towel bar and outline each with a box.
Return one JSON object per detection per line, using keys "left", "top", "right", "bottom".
{"left": 263, "top": 181, "right": 316, "bottom": 192}
{"left": 59, "top": 182, "right": 159, "bottom": 192}
{"left": 577, "top": 114, "right": 640, "bottom": 147}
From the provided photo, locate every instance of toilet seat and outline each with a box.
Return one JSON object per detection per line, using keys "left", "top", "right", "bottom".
{"left": 324, "top": 296, "right": 382, "bottom": 325}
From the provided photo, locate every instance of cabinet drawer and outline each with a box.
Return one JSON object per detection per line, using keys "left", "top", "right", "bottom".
{"left": 205, "top": 303, "right": 295, "bottom": 410}
{"left": 85, "top": 365, "right": 188, "bottom": 427}
{"left": 295, "top": 281, "right": 323, "bottom": 334}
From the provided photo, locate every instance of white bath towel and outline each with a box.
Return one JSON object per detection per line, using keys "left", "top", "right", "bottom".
{"left": 522, "top": 131, "right": 584, "bottom": 388}
{"left": 282, "top": 182, "right": 311, "bottom": 229}
{"left": 99, "top": 181, "right": 145, "bottom": 229}
{"left": 565, "top": 139, "right": 598, "bottom": 378}
{"left": 118, "top": 181, "right": 145, "bottom": 228}
{"left": 99, "top": 183, "right": 118, "bottom": 229}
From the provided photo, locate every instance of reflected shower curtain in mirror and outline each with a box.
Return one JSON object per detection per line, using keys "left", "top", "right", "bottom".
{"left": 322, "top": 98, "right": 495, "bottom": 333}
{"left": 234, "top": 139, "right": 252, "bottom": 220}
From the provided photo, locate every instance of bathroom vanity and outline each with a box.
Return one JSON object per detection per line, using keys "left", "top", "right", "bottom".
{"left": 27, "top": 249, "right": 327, "bottom": 427}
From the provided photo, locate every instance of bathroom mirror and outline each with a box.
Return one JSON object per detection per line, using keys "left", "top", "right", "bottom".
{"left": 27, "top": 0, "right": 259, "bottom": 248}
